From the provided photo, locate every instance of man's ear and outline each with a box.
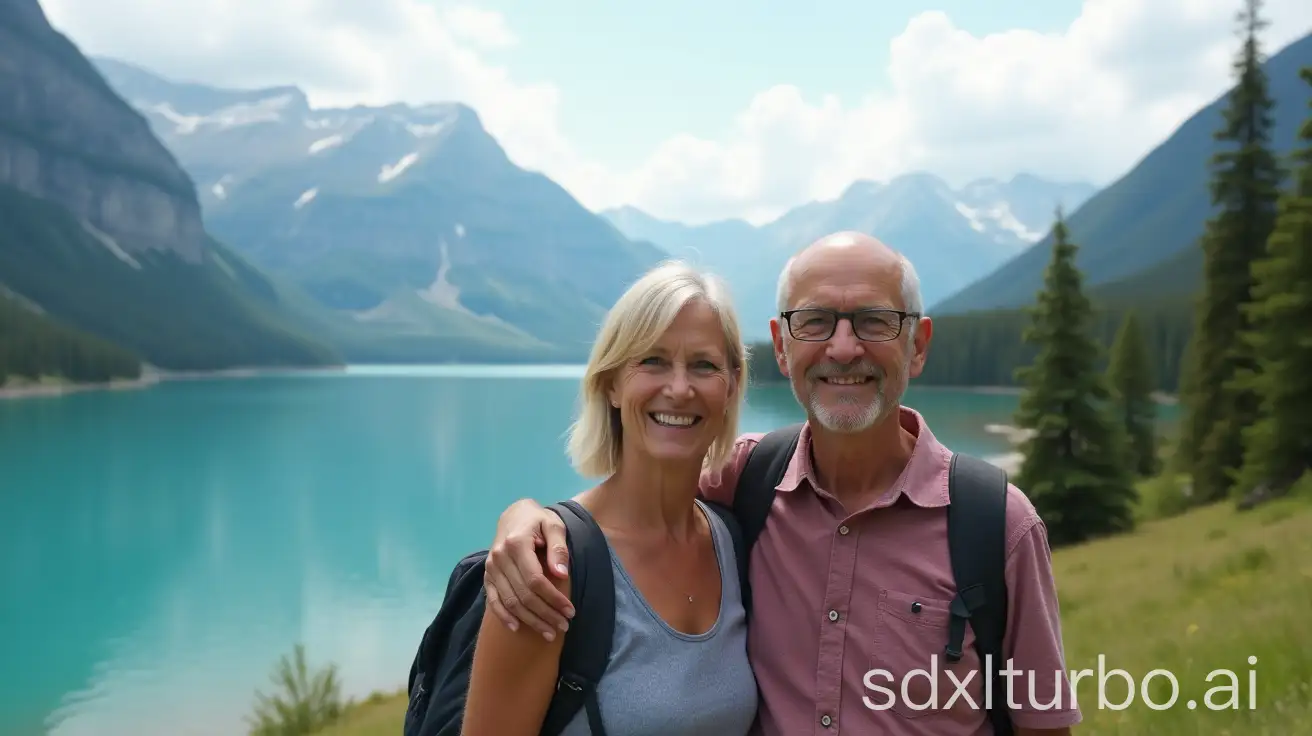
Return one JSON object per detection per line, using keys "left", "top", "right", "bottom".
{"left": 769, "top": 317, "right": 790, "bottom": 378}
{"left": 907, "top": 317, "right": 932, "bottom": 378}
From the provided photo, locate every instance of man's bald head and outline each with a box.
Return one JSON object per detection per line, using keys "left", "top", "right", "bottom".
{"left": 775, "top": 231, "right": 923, "bottom": 317}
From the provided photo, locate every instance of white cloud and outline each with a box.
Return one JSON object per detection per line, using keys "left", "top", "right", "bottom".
{"left": 617, "top": 0, "right": 1312, "bottom": 225}
{"left": 441, "top": 4, "right": 517, "bottom": 48}
{"left": 36, "top": 0, "right": 1312, "bottom": 227}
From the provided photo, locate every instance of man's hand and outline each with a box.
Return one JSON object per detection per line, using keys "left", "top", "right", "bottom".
{"left": 483, "top": 499, "right": 576, "bottom": 640}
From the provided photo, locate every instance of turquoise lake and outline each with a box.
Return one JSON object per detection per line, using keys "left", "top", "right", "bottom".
{"left": 0, "top": 365, "right": 1138, "bottom": 735}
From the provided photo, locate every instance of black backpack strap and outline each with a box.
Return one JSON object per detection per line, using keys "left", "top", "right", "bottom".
{"left": 540, "top": 500, "right": 614, "bottom": 736}
{"left": 732, "top": 423, "right": 804, "bottom": 550}
{"left": 945, "top": 453, "right": 1013, "bottom": 736}
{"left": 700, "top": 499, "right": 751, "bottom": 618}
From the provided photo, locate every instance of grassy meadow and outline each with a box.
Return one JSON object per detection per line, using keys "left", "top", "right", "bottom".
{"left": 252, "top": 474, "right": 1312, "bottom": 736}
{"left": 1052, "top": 476, "right": 1311, "bottom": 734}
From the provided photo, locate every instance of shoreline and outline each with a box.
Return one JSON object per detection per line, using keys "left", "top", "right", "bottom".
{"left": 0, "top": 365, "right": 1176, "bottom": 408}
{"left": 0, "top": 371, "right": 161, "bottom": 400}
{"left": 981, "top": 422, "right": 1033, "bottom": 475}
{"left": 981, "top": 422, "right": 1028, "bottom": 472}
{"left": 0, "top": 364, "right": 349, "bottom": 402}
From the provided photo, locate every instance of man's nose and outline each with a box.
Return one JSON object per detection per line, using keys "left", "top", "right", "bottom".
{"left": 825, "top": 318, "right": 865, "bottom": 362}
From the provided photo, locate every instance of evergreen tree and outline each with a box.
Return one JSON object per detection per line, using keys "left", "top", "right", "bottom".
{"left": 1012, "top": 211, "right": 1138, "bottom": 547}
{"left": 1233, "top": 66, "right": 1312, "bottom": 498}
{"left": 1175, "top": 0, "right": 1285, "bottom": 502}
{"left": 1173, "top": 333, "right": 1202, "bottom": 472}
{"left": 1108, "top": 309, "right": 1159, "bottom": 477}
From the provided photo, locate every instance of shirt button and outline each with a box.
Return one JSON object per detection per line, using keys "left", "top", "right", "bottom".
{"left": 821, "top": 714, "right": 833, "bottom": 727}
{"left": 838, "top": 525, "right": 849, "bottom": 535}
{"left": 828, "top": 609, "right": 839, "bottom": 622}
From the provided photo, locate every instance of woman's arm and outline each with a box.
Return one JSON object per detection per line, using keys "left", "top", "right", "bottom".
{"left": 461, "top": 567, "right": 571, "bottom": 735}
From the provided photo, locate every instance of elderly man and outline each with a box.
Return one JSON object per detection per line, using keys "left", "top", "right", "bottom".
{"left": 480, "top": 232, "right": 1081, "bottom": 735}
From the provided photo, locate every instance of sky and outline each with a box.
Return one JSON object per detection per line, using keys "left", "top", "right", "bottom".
{"left": 37, "top": 0, "right": 1312, "bottom": 225}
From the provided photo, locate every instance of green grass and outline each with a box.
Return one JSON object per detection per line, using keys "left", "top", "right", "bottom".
{"left": 255, "top": 477, "right": 1312, "bottom": 736}
{"left": 313, "top": 691, "right": 407, "bottom": 736}
{"left": 1052, "top": 475, "right": 1312, "bottom": 734}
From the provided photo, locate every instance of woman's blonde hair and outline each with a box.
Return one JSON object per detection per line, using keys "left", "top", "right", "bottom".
{"left": 566, "top": 260, "right": 748, "bottom": 478}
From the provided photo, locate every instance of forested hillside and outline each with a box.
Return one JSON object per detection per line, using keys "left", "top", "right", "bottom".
{"left": 0, "top": 184, "right": 341, "bottom": 372}
{"left": 916, "top": 296, "right": 1191, "bottom": 391}
{"left": 0, "top": 294, "right": 142, "bottom": 385}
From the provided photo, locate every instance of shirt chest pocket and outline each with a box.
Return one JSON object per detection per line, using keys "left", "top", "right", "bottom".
{"left": 865, "top": 588, "right": 987, "bottom": 722}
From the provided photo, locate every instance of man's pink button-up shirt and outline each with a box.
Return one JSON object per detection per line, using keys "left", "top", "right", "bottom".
{"left": 700, "top": 407, "right": 1082, "bottom": 735}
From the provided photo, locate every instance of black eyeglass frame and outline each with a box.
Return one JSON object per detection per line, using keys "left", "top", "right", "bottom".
{"left": 778, "top": 307, "right": 922, "bottom": 343}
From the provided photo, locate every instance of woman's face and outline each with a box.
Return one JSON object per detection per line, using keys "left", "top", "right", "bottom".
{"left": 608, "top": 300, "right": 737, "bottom": 468}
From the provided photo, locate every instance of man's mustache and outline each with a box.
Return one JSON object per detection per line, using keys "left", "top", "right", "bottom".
{"left": 806, "top": 361, "right": 884, "bottom": 381}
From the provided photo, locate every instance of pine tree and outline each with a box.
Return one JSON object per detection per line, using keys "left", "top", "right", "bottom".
{"left": 1172, "top": 333, "right": 1202, "bottom": 472}
{"left": 1013, "top": 210, "right": 1138, "bottom": 547}
{"left": 1232, "top": 66, "right": 1312, "bottom": 499}
{"left": 1175, "top": 0, "right": 1285, "bottom": 502}
{"left": 1108, "top": 309, "right": 1159, "bottom": 477}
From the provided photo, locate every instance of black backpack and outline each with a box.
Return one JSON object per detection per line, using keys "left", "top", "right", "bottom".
{"left": 730, "top": 423, "right": 1015, "bottom": 736}
{"left": 402, "top": 497, "right": 751, "bottom": 736}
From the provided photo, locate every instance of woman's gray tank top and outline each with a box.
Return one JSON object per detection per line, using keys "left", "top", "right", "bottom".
{"left": 557, "top": 498, "right": 759, "bottom": 736}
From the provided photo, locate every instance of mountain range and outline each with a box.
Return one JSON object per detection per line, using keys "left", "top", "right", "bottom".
{"left": 933, "top": 30, "right": 1312, "bottom": 314}
{"left": 6, "top": 0, "right": 1307, "bottom": 380}
{"left": 0, "top": 0, "right": 337, "bottom": 372}
{"left": 601, "top": 172, "right": 1097, "bottom": 338}
{"left": 91, "top": 57, "right": 1101, "bottom": 345}
{"left": 607, "top": 29, "right": 1312, "bottom": 323}
{"left": 89, "top": 56, "right": 669, "bottom": 362}
{"left": 2, "top": 0, "right": 674, "bottom": 377}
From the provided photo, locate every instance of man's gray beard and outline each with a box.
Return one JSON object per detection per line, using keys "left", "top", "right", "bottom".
{"left": 810, "top": 390, "right": 886, "bottom": 433}
{"left": 793, "top": 360, "right": 902, "bottom": 434}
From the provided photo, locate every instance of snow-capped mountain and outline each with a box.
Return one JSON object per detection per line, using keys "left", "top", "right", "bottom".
{"left": 602, "top": 172, "right": 1097, "bottom": 339}
{"left": 92, "top": 56, "right": 667, "bottom": 361}
{"left": 93, "top": 55, "right": 1096, "bottom": 347}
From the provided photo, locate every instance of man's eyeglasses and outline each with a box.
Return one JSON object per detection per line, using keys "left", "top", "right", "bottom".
{"left": 779, "top": 308, "right": 920, "bottom": 342}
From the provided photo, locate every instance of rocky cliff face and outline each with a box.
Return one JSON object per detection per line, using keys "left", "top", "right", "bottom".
{"left": 92, "top": 57, "right": 671, "bottom": 356}
{"left": 0, "top": 0, "right": 207, "bottom": 263}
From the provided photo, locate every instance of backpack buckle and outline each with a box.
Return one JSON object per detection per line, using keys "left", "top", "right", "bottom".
{"left": 945, "top": 590, "right": 974, "bottom": 665}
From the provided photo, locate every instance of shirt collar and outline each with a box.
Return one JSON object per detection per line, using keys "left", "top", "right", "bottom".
{"left": 775, "top": 406, "right": 952, "bottom": 509}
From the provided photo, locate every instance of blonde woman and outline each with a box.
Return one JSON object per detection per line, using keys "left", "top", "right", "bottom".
{"left": 461, "top": 261, "right": 758, "bottom": 736}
